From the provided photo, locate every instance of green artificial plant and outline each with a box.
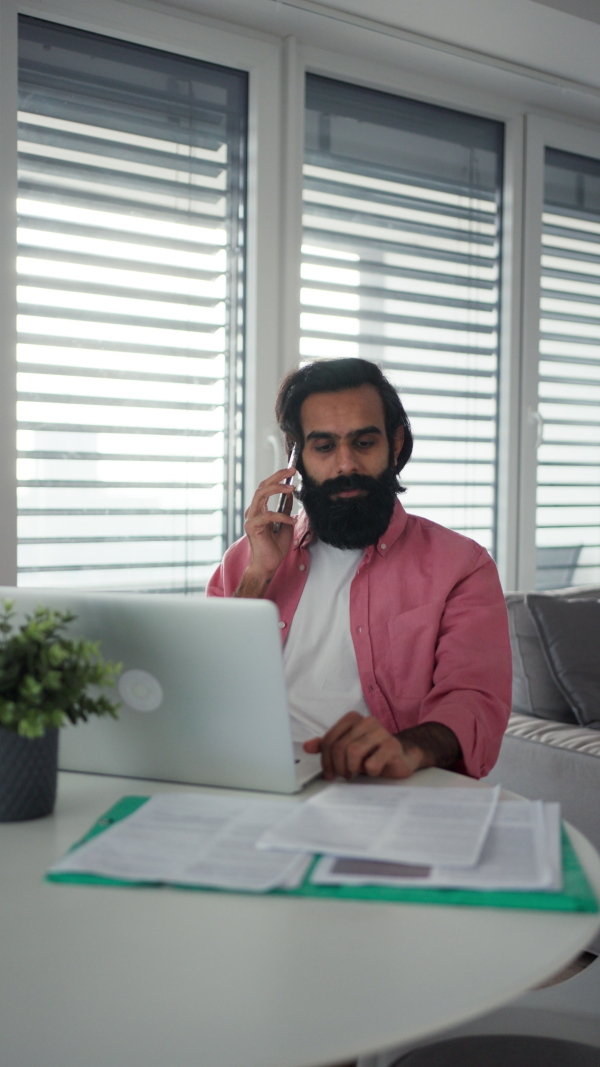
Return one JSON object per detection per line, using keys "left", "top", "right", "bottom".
{"left": 0, "top": 600, "right": 121, "bottom": 739}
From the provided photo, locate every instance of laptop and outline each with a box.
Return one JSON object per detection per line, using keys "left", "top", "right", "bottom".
{"left": 0, "top": 588, "right": 322, "bottom": 794}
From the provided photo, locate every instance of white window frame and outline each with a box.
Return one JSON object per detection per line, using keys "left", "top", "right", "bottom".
{"left": 277, "top": 42, "right": 527, "bottom": 586}
{"left": 2, "top": 1, "right": 600, "bottom": 591}
{"left": 518, "top": 114, "right": 600, "bottom": 590}
{"left": 0, "top": 0, "right": 285, "bottom": 584}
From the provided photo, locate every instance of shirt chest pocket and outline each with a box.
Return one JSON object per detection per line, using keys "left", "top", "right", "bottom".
{"left": 386, "top": 602, "right": 444, "bottom": 698}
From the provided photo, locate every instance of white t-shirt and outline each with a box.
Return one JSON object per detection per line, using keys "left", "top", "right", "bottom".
{"left": 283, "top": 539, "right": 371, "bottom": 742}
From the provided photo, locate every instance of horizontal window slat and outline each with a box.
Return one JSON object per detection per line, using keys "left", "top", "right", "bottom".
{"left": 19, "top": 393, "right": 220, "bottom": 410}
{"left": 17, "top": 306, "right": 222, "bottom": 331}
{"left": 18, "top": 421, "right": 219, "bottom": 437}
{"left": 17, "top": 215, "right": 225, "bottom": 255}
{"left": 304, "top": 176, "right": 495, "bottom": 224}
{"left": 18, "top": 480, "right": 220, "bottom": 489}
{"left": 18, "top": 89, "right": 232, "bottom": 150}
{"left": 302, "top": 227, "right": 495, "bottom": 268}
{"left": 302, "top": 252, "right": 498, "bottom": 289}
{"left": 17, "top": 320, "right": 223, "bottom": 351}
{"left": 17, "top": 333, "right": 224, "bottom": 357}
{"left": 19, "top": 156, "right": 225, "bottom": 207}
{"left": 301, "top": 280, "right": 496, "bottom": 310}
{"left": 17, "top": 278, "right": 222, "bottom": 307}
{"left": 18, "top": 123, "right": 226, "bottom": 178}
{"left": 303, "top": 196, "right": 496, "bottom": 241}
{"left": 18, "top": 365, "right": 222, "bottom": 386}
{"left": 300, "top": 306, "right": 496, "bottom": 335}
{"left": 18, "top": 249, "right": 222, "bottom": 282}
{"left": 17, "top": 181, "right": 226, "bottom": 229}
{"left": 18, "top": 562, "right": 220, "bottom": 573}
{"left": 540, "top": 242, "right": 600, "bottom": 267}
{"left": 19, "top": 534, "right": 220, "bottom": 544}
{"left": 300, "top": 331, "right": 496, "bottom": 355}
{"left": 304, "top": 215, "right": 497, "bottom": 254}
{"left": 19, "top": 452, "right": 219, "bottom": 463}
{"left": 18, "top": 507, "right": 220, "bottom": 515}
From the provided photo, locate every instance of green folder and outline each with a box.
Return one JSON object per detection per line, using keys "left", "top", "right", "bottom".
{"left": 46, "top": 795, "right": 599, "bottom": 913}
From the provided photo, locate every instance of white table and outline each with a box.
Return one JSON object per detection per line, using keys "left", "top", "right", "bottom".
{"left": 2, "top": 768, "right": 599, "bottom": 1067}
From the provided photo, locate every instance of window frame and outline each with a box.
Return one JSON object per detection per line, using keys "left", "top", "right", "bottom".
{"left": 518, "top": 114, "right": 600, "bottom": 590}
{"left": 2, "top": 0, "right": 600, "bottom": 592}
{"left": 279, "top": 42, "right": 526, "bottom": 586}
{"left": 0, "top": 0, "right": 285, "bottom": 586}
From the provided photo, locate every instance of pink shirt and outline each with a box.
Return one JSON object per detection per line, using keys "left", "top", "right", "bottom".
{"left": 206, "top": 501, "right": 512, "bottom": 778}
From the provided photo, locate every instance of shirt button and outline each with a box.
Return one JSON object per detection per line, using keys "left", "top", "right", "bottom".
{"left": 357, "top": 626, "right": 362, "bottom": 633}
{"left": 380, "top": 543, "right": 387, "bottom": 550}
{"left": 294, "top": 540, "right": 299, "bottom": 547}
{"left": 298, "top": 564, "right": 305, "bottom": 571}
{"left": 278, "top": 621, "right": 286, "bottom": 629}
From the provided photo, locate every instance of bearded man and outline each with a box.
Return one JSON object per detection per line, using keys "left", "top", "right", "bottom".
{"left": 207, "top": 358, "right": 512, "bottom": 782}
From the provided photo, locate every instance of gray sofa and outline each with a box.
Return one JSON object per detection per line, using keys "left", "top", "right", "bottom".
{"left": 485, "top": 584, "right": 600, "bottom": 952}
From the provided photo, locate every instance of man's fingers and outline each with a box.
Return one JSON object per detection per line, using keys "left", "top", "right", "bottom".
{"left": 364, "top": 739, "right": 422, "bottom": 779}
{"left": 246, "top": 480, "right": 295, "bottom": 519}
{"left": 317, "top": 715, "right": 423, "bottom": 781}
{"left": 302, "top": 737, "right": 322, "bottom": 754}
{"left": 339, "top": 733, "right": 381, "bottom": 778}
{"left": 319, "top": 712, "right": 365, "bottom": 779}
{"left": 321, "top": 711, "right": 365, "bottom": 745}
{"left": 245, "top": 510, "right": 296, "bottom": 535}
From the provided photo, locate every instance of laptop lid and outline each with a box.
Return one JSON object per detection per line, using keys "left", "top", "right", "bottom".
{"left": 0, "top": 588, "right": 320, "bottom": 794}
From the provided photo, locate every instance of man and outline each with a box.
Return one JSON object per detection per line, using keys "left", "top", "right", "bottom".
{"left": 207, "top": 358, "right": 512, "bottom": 781}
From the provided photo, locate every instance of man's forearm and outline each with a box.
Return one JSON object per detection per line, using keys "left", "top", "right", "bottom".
{"left": 233, "top": 568, "right": 272, "bottom": 599}
{"left": 395, "top": 722, "right": 461, "bottom": 771}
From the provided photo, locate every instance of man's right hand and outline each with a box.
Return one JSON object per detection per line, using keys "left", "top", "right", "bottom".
{"left": 234, "top": 467, "right": 297, "bottom": 598}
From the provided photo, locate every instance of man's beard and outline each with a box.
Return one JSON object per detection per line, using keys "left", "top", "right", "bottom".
{"left": 297, "top": 466, "right": 399, "bottom": 549}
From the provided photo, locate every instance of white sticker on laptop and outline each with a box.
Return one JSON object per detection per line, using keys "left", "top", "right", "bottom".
{"left": 118, "top": 669, "right": 164, "bottom": 713}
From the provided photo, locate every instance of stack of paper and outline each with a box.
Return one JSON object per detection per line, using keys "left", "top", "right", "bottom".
{"left": 49, "top": 782, "right": 563, "bottom": 895}
{"left": 50, "top": 793, "right": 312, "bottom": 892}
{"left": 309, "top": 799, "right": 562, "bottom": 892}
{"left": 257, "top": 784, "right": 500, "bottom": 868}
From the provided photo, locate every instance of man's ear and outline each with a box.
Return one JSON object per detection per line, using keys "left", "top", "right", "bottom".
{"left": 392, "top": 427, "right": 404, "bottom": 467}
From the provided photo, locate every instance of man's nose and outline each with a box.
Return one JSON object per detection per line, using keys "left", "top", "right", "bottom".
{"left": 335, "top": 443, "right": 358, "bottom": 474}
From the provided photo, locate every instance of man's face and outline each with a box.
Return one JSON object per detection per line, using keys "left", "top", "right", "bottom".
{"left": 297, "top": 384, "right": 404, "bottom": 549}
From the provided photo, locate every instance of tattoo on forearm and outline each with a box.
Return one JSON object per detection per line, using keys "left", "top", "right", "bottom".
{"left": 395, "top": 722, "right": 462, "bottom": 770}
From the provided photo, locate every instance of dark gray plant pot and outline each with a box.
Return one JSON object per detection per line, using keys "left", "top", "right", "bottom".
{"left": 0, "top": 726, "right": 58, "bottom": 821}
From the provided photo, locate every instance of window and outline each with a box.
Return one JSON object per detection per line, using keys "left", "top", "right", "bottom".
{"left": 17, "top": 16, "right": 247, "bottom": 592}
{"left": 302, "top": 75, "right": 504, "bottom": 554}
{"left": 535, "top": 148, "right": 600, "bottom": 589}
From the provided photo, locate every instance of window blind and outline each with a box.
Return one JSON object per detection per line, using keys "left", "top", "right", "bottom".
{"left": 303, "top": 76, "right": 504, "bottom": 554}
{"left": 17, "top": 16, "right": 247, "bottom": 592}
{"left": 536, "top": 148, "right": 600, "bottom": 590}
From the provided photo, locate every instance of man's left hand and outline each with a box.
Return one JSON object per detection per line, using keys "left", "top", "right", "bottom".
{"left": 303, "top": 712, "right": 425, "bottom": 781}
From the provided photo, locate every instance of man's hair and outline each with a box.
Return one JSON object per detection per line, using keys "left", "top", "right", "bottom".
{"left": 275, "top": 358, "right": 413, "bottom": 478}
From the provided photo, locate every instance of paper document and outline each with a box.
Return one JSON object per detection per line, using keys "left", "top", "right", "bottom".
{"left": 49, "top": 794, "right": 312, "bottom": 893}
{"left": 257, "top": 783, "right": 500, "bottom": 867}
{"left": 309, "top": 800, "right": 562, "bottom": 891}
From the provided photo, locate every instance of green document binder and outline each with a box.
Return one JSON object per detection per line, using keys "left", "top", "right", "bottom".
{"left": 46, "top": 795, "right": 599, "bottom": 913}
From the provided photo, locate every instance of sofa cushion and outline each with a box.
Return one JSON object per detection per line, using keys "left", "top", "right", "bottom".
{"left": 506, "top": 585, "right": 600, "bottom": 724}
{"left": 526, "top": 594, "right": 600, "bottom": 730}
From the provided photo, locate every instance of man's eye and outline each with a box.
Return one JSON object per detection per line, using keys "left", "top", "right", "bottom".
{"left": 355, "top": 438, "right": 375, "bottom": 449}
{"left": 315, "top": 442, "right": 334, "bottom": 452}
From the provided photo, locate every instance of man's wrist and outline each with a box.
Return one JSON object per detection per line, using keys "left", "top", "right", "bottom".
{"left": 395, "top": 722, "right": 462, "bottom": 771}
{"left": 233, "top": 566, "right": 273, "bottom": 599}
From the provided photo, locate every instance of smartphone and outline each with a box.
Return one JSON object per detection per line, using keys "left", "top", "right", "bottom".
{"left": 272, "top": 445, "right": 298, "bottom": 534}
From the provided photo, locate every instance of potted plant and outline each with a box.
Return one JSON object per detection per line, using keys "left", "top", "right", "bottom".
{"left": 0, "top": 599, "right": 121, "bottom": 821}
